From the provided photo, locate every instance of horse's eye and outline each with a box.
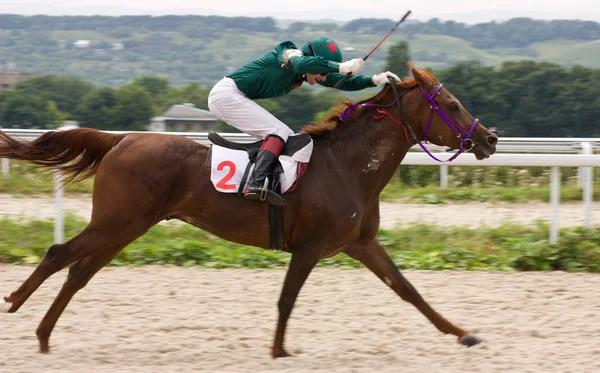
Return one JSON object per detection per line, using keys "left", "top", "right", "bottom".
{"left": 450, "top": 102, "right": 459, "bottom": 111}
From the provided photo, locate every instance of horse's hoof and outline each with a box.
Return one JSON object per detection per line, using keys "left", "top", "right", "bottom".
{"left": 458, "top": 333, "right": 483, "bottom": 347}
{"left": 0, "top": 299, "right": 12, "bottom": 313}
{"left": 271, "top": 347, "right": 292, "bottom": 359}
{"left": 39, "top": 342, "right": 50, "bottom": 354}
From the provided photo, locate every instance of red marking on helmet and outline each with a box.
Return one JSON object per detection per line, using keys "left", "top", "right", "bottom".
{"left": 326, "top": 42, "right": 338, "bottom": 53}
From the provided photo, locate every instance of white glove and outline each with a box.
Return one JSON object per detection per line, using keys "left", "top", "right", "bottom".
{"left": 282, "top": 49, "right": 302, "bottom": 62}
{"left": 372, "top": 71, "right": 401, "bottom": 85}
{"left": 338, "top": 58, "right": 365, "bottom": 75}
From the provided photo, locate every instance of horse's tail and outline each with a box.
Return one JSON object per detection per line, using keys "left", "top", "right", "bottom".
{"left": 0, "top": 128, "right": 127, "bottom": 183}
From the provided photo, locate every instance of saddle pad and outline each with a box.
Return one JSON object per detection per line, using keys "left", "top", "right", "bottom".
{"left": 210, "top": 135, "right": 313, "bottom": 194}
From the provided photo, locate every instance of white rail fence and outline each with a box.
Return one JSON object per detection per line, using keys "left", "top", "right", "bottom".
{"left": 2, "top": 130, "right": 599, "bottom": 183}
{"left": 405, "top": 153, "right": 598, "bottom": 243}
{"left": 1, "top": 130, "right": 599, "bottom": 244}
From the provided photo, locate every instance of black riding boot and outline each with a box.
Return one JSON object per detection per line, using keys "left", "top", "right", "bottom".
{"left": 244, "top": 135, "right": 288, "bottom": 206}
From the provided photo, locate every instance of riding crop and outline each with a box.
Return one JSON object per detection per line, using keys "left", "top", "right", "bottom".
{"left": 333, "top": 10, "right": 412, "bottom": 89}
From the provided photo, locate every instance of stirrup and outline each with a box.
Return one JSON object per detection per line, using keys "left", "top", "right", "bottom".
{"left": 259, "top": 177, "right": 269, "bottom": 201}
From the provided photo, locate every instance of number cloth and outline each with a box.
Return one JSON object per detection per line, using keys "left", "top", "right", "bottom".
{"left": 210, "top": 136, "right": 313, "bottom": 194}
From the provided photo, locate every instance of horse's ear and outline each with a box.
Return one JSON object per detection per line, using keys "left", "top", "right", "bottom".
{"left": 411, "top": 66, "right": 435, "bottom": 90}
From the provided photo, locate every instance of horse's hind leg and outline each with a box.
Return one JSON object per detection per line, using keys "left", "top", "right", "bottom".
{"left": 2, "top": 229, "right": 104, "bottom": 313}
{"left": 35, "top": 243, "right": 125, "bottom": 353}
{"left": 345, "top": 238, "right": 483, "bottom": 347}
{"left": 33, "top": 213, "right": 153, "bottom": 352}
{"left": 272, "top": 252, "right": 319, "bottom": 358}
{"left": 2, "top": 206, "right": 153, "bottom": 352}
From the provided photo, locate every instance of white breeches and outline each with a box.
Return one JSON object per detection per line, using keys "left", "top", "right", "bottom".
{"left": 208, "top": 78, "right": 294, "bottom": 141}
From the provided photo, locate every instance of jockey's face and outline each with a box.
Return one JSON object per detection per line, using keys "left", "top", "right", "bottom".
{"left": 305, "top": 73, "right": 328, "bottom": 85}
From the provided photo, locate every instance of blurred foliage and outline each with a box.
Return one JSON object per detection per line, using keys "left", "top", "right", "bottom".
{"left": 0, "top": 160, "right": 94, "bottom": 194}
{"left": 0, "top": 216, "right": 598, "bottom": 272}
{"left": 0, "top": 15, "right": 599, "bottom": 87}
{"left": 1, "top": 59, "right": 599, "bottom": 136}
{"left": 385, "top": 41, "right": 411, "bottom": 78}
{"left": 1, "top": 12, "right": 600, "bottom": 137}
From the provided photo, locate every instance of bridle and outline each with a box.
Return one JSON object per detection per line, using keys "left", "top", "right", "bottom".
{"left": 340, "top": 77, "right": 479, "bottom": 162}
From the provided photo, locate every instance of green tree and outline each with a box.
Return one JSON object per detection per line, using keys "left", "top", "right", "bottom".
{"left": 46, "top": 101, "right": 69, "bottom": 128}
{"left": 15, "top": 75, "right": 94, "bottom": 116}
{"left": 76, "top": 87, "right": 118, "bottom": 129}
{"left": 130, "top": 76, "right": 175, "bottom": 114}
{"left": 385, "top": 41, "right": 411, "bottom": 78}
{"left": 178, "top": 83, "right": 210, "bottom": 110}
{"left": 113, "top": 84, "right": 154, "bottom": 131}
{"left": 132, "top": 76, "right": 170, "bottom": 99}
{"left": 0, "top": 90, "right": 61, "bottom": 129}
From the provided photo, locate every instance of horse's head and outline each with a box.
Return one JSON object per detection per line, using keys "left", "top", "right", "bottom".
{"left": 400, "top": 63, "right": 498, "bottom": 160}
{"left": 304, "top": 63, "right": 497, "bottom": 161}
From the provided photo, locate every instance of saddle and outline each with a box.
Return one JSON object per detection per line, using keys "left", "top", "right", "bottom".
{"left": 208, "top": 132, "right": 312, "bottom": 158}
{"left": 207, "top": 132, "right": 312, "bottom": 251}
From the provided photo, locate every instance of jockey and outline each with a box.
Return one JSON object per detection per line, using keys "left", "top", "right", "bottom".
{"left": 208, "top": 37, "right": 400, "bottom": 206}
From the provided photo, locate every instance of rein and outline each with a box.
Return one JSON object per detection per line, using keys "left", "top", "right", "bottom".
{"left": 340, "top": 77, "right": 479, "bottom": 163}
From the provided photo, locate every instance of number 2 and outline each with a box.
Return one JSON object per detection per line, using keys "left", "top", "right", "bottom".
{"left": 216, "top": 161, "right": 236, "bottom": 190}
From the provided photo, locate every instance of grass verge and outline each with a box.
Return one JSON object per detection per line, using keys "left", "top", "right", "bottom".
{"left": 1, "top": 216, "right": 598, "bottom": 272}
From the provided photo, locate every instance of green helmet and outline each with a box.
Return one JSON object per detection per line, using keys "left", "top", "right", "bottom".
{"left": 301, "top": 37, "right": 342, "bottom": 63}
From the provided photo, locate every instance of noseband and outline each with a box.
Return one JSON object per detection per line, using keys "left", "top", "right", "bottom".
{"left": 340, "top": 77, "right": 479, "bottom": 162}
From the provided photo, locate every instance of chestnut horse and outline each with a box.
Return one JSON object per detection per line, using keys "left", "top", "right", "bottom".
{"left": 0, "top": 63, "right": 497, "bottom": 357}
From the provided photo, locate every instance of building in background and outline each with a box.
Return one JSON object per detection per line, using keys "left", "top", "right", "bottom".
{"left": 0, "top": 72, "right": 35, "bottom": 91}
{"left": 73, "top": 40, "right": 91, "bottom": 48}
{"left": 148, "top": 103, "right": 218, "bottom": 132}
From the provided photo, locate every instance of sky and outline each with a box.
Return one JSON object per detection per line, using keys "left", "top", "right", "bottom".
{"left": 0, "top": 0, "right": 598, "bottom": 23}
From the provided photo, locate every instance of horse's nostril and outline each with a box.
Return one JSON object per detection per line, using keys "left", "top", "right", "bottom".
{"left": 487, "top": 135, "right": 498, "bottom": 146}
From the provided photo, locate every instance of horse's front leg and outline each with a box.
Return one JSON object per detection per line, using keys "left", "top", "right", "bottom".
{"left": 272, "top": 252, "right": 319, "bottom": 358}
{"left": 344, "top": 238, "right": 483, "bottom": 347}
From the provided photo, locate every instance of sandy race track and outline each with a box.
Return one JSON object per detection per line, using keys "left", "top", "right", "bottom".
{"left": 1, "top": 194, "right": 599, "bottom": 372}
{"left": 1, "top": 266, "right": 599, "bottom": 373}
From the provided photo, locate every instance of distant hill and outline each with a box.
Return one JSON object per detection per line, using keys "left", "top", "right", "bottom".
{"left": 0, "top": 14, "right": 598, "bottom": 87}
{"left": 1, "top": 3, "right": 599, "bottom": 23}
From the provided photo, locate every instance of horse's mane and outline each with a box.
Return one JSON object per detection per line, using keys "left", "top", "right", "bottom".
{"left": 301, "top": 64, "right": 439, "bottom": 137}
